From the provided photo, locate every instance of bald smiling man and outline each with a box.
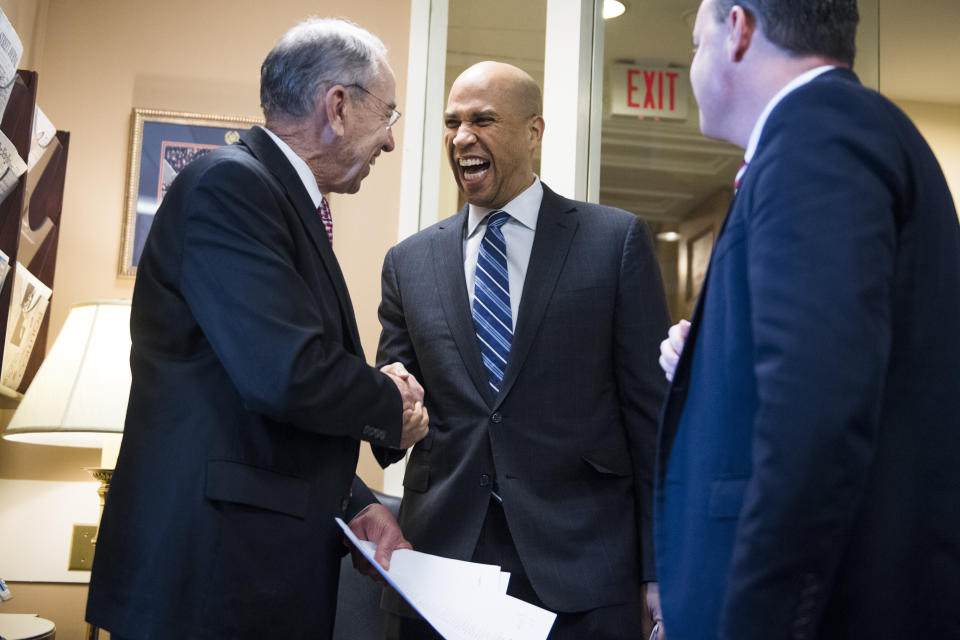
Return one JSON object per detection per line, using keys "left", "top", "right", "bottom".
{"left": 373, "top": 61, "right": 672, "bottom": 640}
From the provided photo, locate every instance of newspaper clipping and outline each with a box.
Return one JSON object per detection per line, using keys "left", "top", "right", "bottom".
{"left": 0, "top": 128, "right": 26, "bottom": 208}
{"left": 0, "top": 9, "right": 22, "bottom": 120}
{"left": 1, "top": 262, "right": 51, "bottom": 390}
{"left": 0, "top": 249, "right": 9, "bottom": 297}
{"left": 27, "top": 106, "right": 56, "bottom": 171}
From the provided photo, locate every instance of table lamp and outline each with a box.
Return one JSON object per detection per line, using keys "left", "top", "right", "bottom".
{"left": 1, "top": 300, "right": 132, "bottom": 521}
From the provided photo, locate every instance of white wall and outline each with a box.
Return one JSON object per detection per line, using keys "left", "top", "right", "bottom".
{"left": 0, "top": 480, "right": 100, "bottom": 582}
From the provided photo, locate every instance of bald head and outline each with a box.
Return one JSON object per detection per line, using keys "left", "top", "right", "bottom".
{"left": 444, "top": 61, "right": 545, "bottom": 209}
{"left": 452, "top": 61, "right": 542, "bottom": 120}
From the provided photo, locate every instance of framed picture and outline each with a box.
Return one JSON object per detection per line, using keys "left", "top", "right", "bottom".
{"left": 686, "top": 225, "right": 715, "bottom": 302}
{"left": 118, "top": 109, "right": 262, "bottom": 277}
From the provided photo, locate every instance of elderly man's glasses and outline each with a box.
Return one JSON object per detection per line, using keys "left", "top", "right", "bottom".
{"left": 345, "top": 83, "right": 402, "bottom": 128}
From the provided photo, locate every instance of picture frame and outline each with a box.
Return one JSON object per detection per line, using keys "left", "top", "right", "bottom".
{"left": 118, "top": 109, "right": 263, "bottom": 277}
{"left": 686, "top": 225, "right": 715, "bottom": 303}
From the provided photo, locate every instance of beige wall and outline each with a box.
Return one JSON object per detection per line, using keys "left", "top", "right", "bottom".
{"left": 896, "top": 99, "right": 960, "bottom": 217}
{"left": 0, "top": 0, "right": 411, "bottom": 634}
{"left": 0, "top": 582, "right": 91, "bottom": 640}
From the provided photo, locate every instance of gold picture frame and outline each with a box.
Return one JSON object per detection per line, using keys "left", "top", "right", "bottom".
{"left": 118, "top": 109, "right": 262, "bottom": 278}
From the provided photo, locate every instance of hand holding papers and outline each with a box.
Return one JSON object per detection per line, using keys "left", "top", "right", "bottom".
{"left": 346, "top": 502, "right": 412, "bottom": 581}
{"left": 336, "top": 518, "right": 556, "bottom": 640}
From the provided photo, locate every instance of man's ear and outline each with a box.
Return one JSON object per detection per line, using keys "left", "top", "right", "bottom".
{"left": 726, "top": 5, "right": 756, "bottom": 63}
{"left": 528, "top": 115, "right": 545, "bottom": 146}
{"left": 324, "top": 85, "right": 348, "bottom": 136}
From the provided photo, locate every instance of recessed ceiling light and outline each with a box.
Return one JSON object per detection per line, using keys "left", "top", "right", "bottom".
{"left": 604, "top": 0, "right": 627, "bottom": 20}
{"left": 657, "top": 231, "right": 681, "bottom": 242}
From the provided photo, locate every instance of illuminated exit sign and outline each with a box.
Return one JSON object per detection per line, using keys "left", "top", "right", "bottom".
{"left": 611, "top": 63, "right": 689, "bottom": 120}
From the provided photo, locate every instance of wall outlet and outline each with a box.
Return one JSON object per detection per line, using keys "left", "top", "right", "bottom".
{"left": 68, "top": 524, "right": 98, "bottom": 571}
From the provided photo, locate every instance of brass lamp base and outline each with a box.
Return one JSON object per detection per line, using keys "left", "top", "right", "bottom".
{"left": 84, "top": 467, "right": 113, "bottom": 640}
{"left": 85, "top": 467, "right": 113, "bottom": 543}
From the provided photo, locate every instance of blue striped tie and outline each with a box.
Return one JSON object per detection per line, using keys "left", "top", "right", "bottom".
{"left": 473, "top": 211, "right": 512, "bottom": 393}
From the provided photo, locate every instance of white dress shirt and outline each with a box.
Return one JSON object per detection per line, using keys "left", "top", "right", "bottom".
{"left": 262, "top": 126, "right": 325, "bottom": 209}
{"left": 743, "top": 65, "right": 836, "bottom": 164}
{"left": 463, "top": 176, "right": 543, "bottom": 327}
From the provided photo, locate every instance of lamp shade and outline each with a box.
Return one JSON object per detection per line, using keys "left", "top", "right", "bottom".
{"left": 2, "top": 300, "right": 131, "bottom": 448}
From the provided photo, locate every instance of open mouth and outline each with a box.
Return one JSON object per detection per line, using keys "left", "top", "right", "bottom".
{"left": 459, "top": 157, "right": 490, "bottom": 183}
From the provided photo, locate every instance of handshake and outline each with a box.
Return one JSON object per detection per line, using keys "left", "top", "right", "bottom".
{"left": 381, "top": 362, "right": 429, "bottom": 450}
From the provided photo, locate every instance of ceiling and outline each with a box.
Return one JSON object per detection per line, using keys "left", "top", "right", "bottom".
{"left": 445, "top": 0, "right": 960, "bottom": 225}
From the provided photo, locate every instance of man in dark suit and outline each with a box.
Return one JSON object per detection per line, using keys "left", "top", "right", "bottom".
{"left": 655, "top": 1, "right": 960, "bottom": 638}
{"left": 374, "top": 61, "right": 670, "bottom": 639}
{"left": 86, "top": 18, "right": 429, "bottom": 640}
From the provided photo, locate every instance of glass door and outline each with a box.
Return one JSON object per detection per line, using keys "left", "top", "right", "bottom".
{"left": 436, "top": 0, "right": 548, "bottom": 221}
{"left": 593, "top": 0, "right": 880, "bottom": 322}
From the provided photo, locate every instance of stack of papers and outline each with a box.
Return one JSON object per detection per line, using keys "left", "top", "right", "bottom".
{"left": 0, "top": 8, "right": 23, "bottom": 120}
{"left": 336, "top": 518, "right": 556, "bottom": 640}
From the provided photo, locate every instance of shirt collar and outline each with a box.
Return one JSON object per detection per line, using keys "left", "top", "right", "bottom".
{"left": 262, "top": 126, "right": 325, "bottom": 209}
{"left": 743, "top": 65, "right": 835, "bottom": 163}
{"left": 466, "top": 175, "right": 543, "bottom": 238}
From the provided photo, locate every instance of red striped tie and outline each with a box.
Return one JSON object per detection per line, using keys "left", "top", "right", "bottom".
{"left": 318, "top": 196, "right": 333, "bottom": 246}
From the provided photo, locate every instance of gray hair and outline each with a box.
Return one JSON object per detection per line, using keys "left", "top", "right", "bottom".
{"left": 712, "top": 0, "right": 858, "bottom": 66}
{"left": 260, "top": 17, "right": 388, "bottom": 121}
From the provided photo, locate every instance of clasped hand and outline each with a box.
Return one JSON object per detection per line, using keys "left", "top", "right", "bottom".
{"left": 381, "top": 362, "right": 429, "bottom": 449}
{"left": 658, "top": 319, "right": 690, "bottom": 382}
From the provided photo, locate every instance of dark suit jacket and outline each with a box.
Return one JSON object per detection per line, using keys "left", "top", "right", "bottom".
{"left": 375, "top": 184, "right": 669, "bottom": 612}
{"left": 86, "top": 127, "right": 403, "bottom": 640}
{"left": 655, "top": 69, "right": 960, "bottom": 640}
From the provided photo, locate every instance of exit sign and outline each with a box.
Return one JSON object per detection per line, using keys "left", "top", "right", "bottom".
{"left": 611, "top": 63, "right": 688, "bottom": 120}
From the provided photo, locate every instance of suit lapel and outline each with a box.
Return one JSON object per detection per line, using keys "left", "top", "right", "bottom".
{"left": 432, "top": 208, "right": 495, "bottom": 405}
{"left": 239, "top": 127, "right": 364, "bottom": 356}
{"left": 657, "top": 191, "right": 738, "bottom": 478}
{"left": 494, "top": 185, "right": 578, "bottom": 407}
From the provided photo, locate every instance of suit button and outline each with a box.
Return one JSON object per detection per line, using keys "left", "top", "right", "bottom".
{"left": 490, "top": 412, "right": 502, "bottom": 424}
{"left": 479, "top": 474, "right": 490, "bottom": 487}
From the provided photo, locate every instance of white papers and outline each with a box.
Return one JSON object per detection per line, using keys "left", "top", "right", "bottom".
{"left": 0, "top": 128, "right": 26, "bottom": 208}
{"left": 18, "top": 107, "right": 58, "bottom": 267}
{"left": 27, "top": 106, "right": 56, "bottom": 171}
{"left": 336, "top": 518, "right": 556, "bottom": 640}
{"left": 1, "top": 262, "right": 51, "bottom": 390}
{"left": 0, "top": 9, "right": 22, "bottom": 120}
{"left": 0, "top": 249, "right": 10, "bottom": 297}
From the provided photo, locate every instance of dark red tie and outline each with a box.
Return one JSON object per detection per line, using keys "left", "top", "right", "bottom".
{"left": 318, "top": 196, "right": 333, "bottom": 246}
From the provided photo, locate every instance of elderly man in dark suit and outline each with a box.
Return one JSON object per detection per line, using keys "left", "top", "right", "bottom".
{"left": 656, "top": 1, "right": 960, "bottom": 638}
{"left": 375, "top": 61, "right": 670, "bottom": 639}
{"left": 86, "top": 18, "right": 428, "bottom": 640}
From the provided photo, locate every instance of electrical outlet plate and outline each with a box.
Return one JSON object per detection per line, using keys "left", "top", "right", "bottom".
{"left": 68, "top": 524, "right": 98, "bottom": 571}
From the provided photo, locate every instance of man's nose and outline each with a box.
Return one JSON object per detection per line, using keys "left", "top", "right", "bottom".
{"left": 383, "top": 128, "right": 396, "bottom": 152}
{"left": 452, "top": 124, "right": 476, "bottom": 147}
